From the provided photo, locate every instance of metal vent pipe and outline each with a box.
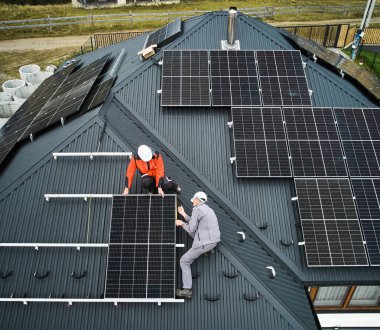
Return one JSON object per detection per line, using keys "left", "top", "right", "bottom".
{"left": 227, "top": 7, "right": 238, "bottom": 45}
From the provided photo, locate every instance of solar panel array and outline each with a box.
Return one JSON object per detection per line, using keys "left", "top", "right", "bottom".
{"left": 161, "top": 50, "right": 210, "bottom": 106}
{"left": 231, "top": 107, "right": 291, "bottom": 177}
{"left": 161, "top": 50, "right": 312, "bottom": 108}
{"left": 145, "top": 18, "right": 182, "bottom": 49}
{"left": 0, "top": 55, "right": 111, "bottom": 166}
{"left": 0, "top": 63, "right": 77, "bottom": 165}
{"left": 283, "top": 107, "right": 347, "bottom": 177}
{"left": 105, "top": 195, "right": 177, "bottom": 299}
{"left": 256, "top": 51, "right": 312, "bottom": 106}
{"left": 295, "top": 178, "right": 368, "bottom": 267}
{"left": 335, "top": 108, "right": 380, "bottom": 177}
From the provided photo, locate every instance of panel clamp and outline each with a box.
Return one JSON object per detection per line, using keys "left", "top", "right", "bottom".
{"left": 230, "top": 156, "right": 236, "bottom": 164}
{"left": 227, "top": 121, "right": 233, "bottom": 129}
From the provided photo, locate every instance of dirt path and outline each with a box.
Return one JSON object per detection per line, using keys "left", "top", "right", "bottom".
{"left": 1, "top": 17, "right": 380, "bottom": 51}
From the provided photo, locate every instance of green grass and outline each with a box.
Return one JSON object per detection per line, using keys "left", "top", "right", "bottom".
{"left": 342, "top": 47, "right": 380, "bottom": 79}
{"left": 0, "top": 47, "right": 80, "bottom": 86}
{"left": 0, "top": 1, "right": 373, "bottom": 41}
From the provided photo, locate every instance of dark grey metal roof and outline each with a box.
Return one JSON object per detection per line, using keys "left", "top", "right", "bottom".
{"left": 1, "top": 10, "right": 380, "bottom": 329}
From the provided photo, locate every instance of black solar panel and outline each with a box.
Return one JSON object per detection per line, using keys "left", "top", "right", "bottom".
{"left": 161, "top": 50, "right": 210, "bottom": 107}
{"left": 21, "top": 54, "right": 110, "bottom": 139}
{"left": 105, "top": 195, "right": 177, "bottom": 299}
{"left": 0, "top": 62, "right": 78, "bottom": 166}
{"left": 210, "top": 51, "right": 261, "bottom": 106}
{"left": 231, "top": 107, "right": 291, "bottom": 177}
{"left": 81, "top": 76, "right": 116, "bottom": 113}
{"left": 335, "top": 107, "right": 380, "bottom": 178}
{"left": 351, "top": 179, "right": 380, "bottom": 265}
{"left": 256, "top": 50, "right": 312, "bottom": 106}
{"left": 295, "top": 178, "right": 368, "bottom": 267}
{"left": 284, "top": 107, "right": 347, "bottom": 177}
{"left": 145, "top": 18, "right": 182, "bottom": 49}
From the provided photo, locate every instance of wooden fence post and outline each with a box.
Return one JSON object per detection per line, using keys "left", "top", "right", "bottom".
{"left": 48, "top": 15, "right": 52, "bottom": 31}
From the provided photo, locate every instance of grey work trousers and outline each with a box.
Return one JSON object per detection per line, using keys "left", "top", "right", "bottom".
{"left": 180, "top": 243, "right": 218, "bottom": 289}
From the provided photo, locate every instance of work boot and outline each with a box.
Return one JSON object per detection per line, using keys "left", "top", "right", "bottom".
{"left": 176, "top": 288, "right": 192, "bottom": 299}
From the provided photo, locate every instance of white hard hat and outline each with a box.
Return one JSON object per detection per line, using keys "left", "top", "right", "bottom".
{"left": 138, "top": 145, "right": 153, "bottom": 162}
{"left": 191, "top": 191, "right": 207, "bottom": 203}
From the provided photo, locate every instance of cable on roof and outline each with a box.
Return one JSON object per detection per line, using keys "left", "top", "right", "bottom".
{"left": 223, "top": 271, "right": 239, "bottom": 279}
{"left": 71, "top": 271, "right": 87, "bottom": 279}
{"left": 0, "top": 271, "right": 12, "bottom": 279}
{"left": 204, "top": 294, "right": 221, "bottom": 302}
{"left": 33, "top": 271, "right": 50, "bottom": 279}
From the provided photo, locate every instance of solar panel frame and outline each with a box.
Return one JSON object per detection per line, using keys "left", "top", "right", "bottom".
{"left": 256, "top": 50, "right": 312, "bottom": 107}
{"left": 210, "top": 50, "right": 261, "bottom": 107}
{"left": 351, "top": 178, "right": 380, "bottom": 266}
{"left": 334, "top": 107, "right": 380, "bottom": 178}
{"left": 105, "top": 194, "right": 177, "bottom": 299}
{"left": 145, "top": 18, "right": 182, "bottom": 49}
{"left": 232, "top": 106, "right": 292, "bottom": 178}
{"left": 0, "top": 62, "right": 78, "bottom": 166}
{"left": 161, "top": 50, "right": 211, "bottom": 107}
{"left": 295, "top": 178, "right": 369, "bottom": 267}
{"left": 284, "top": 107, "right": 347, "bottom": 177}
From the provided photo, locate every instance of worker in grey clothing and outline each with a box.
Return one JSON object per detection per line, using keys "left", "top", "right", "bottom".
{"left": 176, "top": 191, "right": 221, "bottom": 299}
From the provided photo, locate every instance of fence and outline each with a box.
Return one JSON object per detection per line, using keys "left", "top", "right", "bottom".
{"left": 280, "top": 24, "right": 380, "bottom": 48}
{"left": 0, "top": 4, "right": 379, "bottom": 30}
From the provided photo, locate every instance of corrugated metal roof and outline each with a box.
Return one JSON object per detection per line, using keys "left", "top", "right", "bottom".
{"left": 2, "top": 9, "right": 380, "bottom": 329}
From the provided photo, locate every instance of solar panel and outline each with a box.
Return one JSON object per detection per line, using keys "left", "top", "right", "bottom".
{"left": 351, "top": 179, "right": 380, "bottom": 265}
{"left": 145, "top": 18, "right": 182, "bottom": 49}
{"left": 105, "top": 195, "right": 177, "bottom": 299}
{"left": 231, "top": 107, "right": 292, "bottom": 177}
{"left": 335, "top": 107, "right": 380, "bottom": 177}
{"left": 0, "top": 62, "right": 78, "bottom": 166}
{"left": 210, "top": 51, "right": 261, "bottom": 106}
{"left": 284, "top": 107, "right": 347, "bottom": 177}
{"left": 295, "top": 178, "right": 368, "bottom": 267}
{"left": 161, "top": 50, "right": 210, "bottom": 107}
{"left": 21, "top": 54, "right": 110, "bottom": 139}
{"left": 81, "top": 76, "right": 116, "bottom": 113}
{"left": 256, "top": 50, "right": 312, "bottom": 106}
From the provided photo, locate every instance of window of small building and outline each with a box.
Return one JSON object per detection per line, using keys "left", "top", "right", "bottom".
{"left": 313, "top": 286, "right": 349, "bottom": 307}
{"left": 349, "top": 286, "right": 380, "bottom": 307}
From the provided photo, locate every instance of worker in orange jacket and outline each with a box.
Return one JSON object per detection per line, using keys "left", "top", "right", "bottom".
{"left": 123, "top": 145, "right": 181, "bottom": 197}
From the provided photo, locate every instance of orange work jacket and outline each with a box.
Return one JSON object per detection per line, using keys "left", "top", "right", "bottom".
{"left": 125, "top": 153, "right": 165, "bottom": 189}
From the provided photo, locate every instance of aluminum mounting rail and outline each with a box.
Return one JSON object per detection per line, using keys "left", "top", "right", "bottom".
{"left": 0, "top": 243, "right": 185, "bottom": 249}
{"left": 52, "top": 152, "right": 132, "bottom": 160}
{"left": 0, "top": 298, "right": 184, "bottom": 305}
{"left": 44, "top": 194, "right": 113, "bottom": 201}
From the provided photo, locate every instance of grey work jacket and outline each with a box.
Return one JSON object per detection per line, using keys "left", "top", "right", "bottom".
{"left": 182, "top": 203, "right": 221, "bottom": 248}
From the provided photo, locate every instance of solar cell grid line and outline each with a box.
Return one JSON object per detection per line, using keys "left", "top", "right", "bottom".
{"left": 295, "top": 178, "right": 368, "bottom": 267}
{"left": 145, "top": 18, "right": 181, "bottom": 49}
{"left": 21, "top": 54, "right": 110, "bottom": 139}
{"left": 284, "top": 107, "right": 347, "bottom": 177}
{"left": 105, "top": 195, "right": 177, "bottom": 299}
{"left": 351, "top": 179, "right": 380, "bottom": 265}
{"left": 81, "top": 76, "right": 116, "bottom": 113}
{"left": 256, "top": 50, "right": 312, "bottom": 106}
{"left": 231, "top": 107, "right": 291, "bottom": 177}
{"left": 161, "top": 50, "right": 211, "bottom": 107}
{"left": 0, "top": 62, "right": 78, "bottom": 165}
{"left": 210, "top": 50, "right": 261, "bottom": 107}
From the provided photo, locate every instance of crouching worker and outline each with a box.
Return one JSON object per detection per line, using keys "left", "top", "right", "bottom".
{"left": 176, "top": 192, "right": 221, "bottom": 299}
{"left": 123, "top": 145, "right": 181, "bottom": 197}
